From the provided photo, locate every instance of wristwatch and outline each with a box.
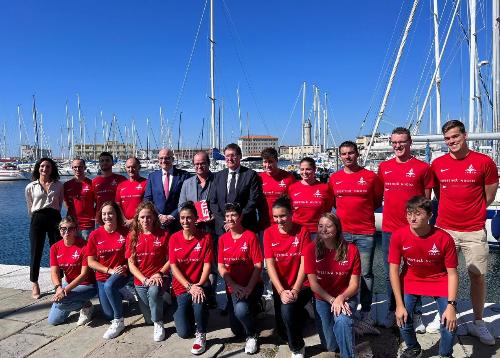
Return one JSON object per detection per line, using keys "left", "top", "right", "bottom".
{"left": 448, "top": 300, "right": 457, "bottom": 309}
{"left": 54, "top": 284, "right": 62, "bottom": 291}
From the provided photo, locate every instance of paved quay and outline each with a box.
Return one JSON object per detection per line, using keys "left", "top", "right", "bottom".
{"left": 0, "top": 264, "right": 498, "bottom": 357}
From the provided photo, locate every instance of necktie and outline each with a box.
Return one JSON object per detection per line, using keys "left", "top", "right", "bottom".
{"left": 227, "top": 172, "right": 236, "bottom": 203}
{"left": 164, "top": 172, "right": 170, "bottom": 199}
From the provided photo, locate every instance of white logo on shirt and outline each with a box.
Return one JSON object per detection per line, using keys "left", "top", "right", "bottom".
{"left": 278, "top": 180, "right": 286, "bottom": 188}
{"left": 335, "top": 181, "right": 343, "bottom": 185}
{"left": 72, "top": 250, "right": 80, "bottom": 260}
{"left": 97, "top": 241, "right": 105, "bottom": 245}
{"left": 57, "top": 254, "right": 63, "bottom": 259}
{"left": 292, "top": 237, "right": 299, "bottom": 247}
{"left": 358, "top": 177, "right": 367, "bottom": 185}
{"left": 120, "top": 187, "right": 126, "bottom": 191}
{"left": 440, "top": 168, "right": 449, "bottom": 172}
{"left": 428, "top": 243, "right": 440, "bottom": 256}
{"left": 384, "top": 171, "right": 392, "bottom": 175}
{"left": 293, "top": 192, "right": 301, "bottom": 197}
{"left": 117, "top": 236, "right": 125, "bottom": 244}
{"left": 313, "top": 190, "right": 322, "bottom": 198}
{"left": 402, "top": 246, "right": 411, "bottom": 251}
{"left": 174, "top": 248, "right": 182, "bottom": 252}
{"left": 271, "top": 242, "right": 279, "bottom": 247}
{"left": 136, "top": 184, "right": 143, "bottom": 190}
{"left": 465, "top": 164, "right": 476, "bottom": 174}
{"left": 406, "top": 168, "right": 415, "bottom": 178}
{"left": 153, "top": 237, "right": 162, "bottom": 246}
{"left": 241, "top": 242, "right": 248, "bottom": 251}
{"left": 111, "top": 180, "right": 117, "bottom": 186}
{"left": 315, "top": 257, "right": 325, "bottom": 263}
{"left": 224, "top": 247, "right": 231, "bottom": 252}
{"left": 194, "top": 243, "right": 202, "bottom": 251}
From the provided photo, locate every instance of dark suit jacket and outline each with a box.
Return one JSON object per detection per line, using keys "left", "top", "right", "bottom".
{"left": 144, "top": 167, "right": 191, "bottom": 231}
{"left": 209, "top": 165, "right": 262, "bottom": 236}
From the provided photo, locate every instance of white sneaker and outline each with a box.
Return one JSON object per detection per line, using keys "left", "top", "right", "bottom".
{"left": 191, "top": 331, "right": 207, "bottom": 355}
{"left": 413, "top": 313, "right": 426, "bottom": 334}
{"left": 153, "top": 321, "right": 165, "bottom": 342}
{"left": 426, "top": 312, "right": 441, "bottom": 334}
{"left": 291, "top": 346, "right": 305, "bottom": 358}
{"left": 354, "top": 311, "right": 380, "bottom": 336}
{"left": 103, "top": 318, "right": 125, "bottom": 339}
{"left": 469, "top": 320, "right": 495, "bottom": 345}
{"left": 244, "top": 335, "right": 258, "bottom": 354}
{"left": 381, "top": 310, "right": 395, "bottom": 328}
{"left": 77, "top": 302, "right": 93, "bottom": 326}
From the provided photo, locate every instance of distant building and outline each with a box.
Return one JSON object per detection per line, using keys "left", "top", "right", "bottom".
{"left": 238, "top": 135, "right": 278, "bottom": 157}
{"left": 73, "top": 141, "right": 135, "bottom": 161}
{"left": 21, "top": 145, "right": 52, "bottom": 161}
{"left": 279, "top": 145, "right": 322, "bottom": 160}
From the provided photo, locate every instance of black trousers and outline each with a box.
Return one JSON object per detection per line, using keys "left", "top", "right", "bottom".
{"left": 29, "top": 208, "right": 61, "bottom": 282}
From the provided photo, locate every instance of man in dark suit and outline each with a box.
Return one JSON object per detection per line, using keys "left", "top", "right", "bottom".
{"left": 209, "top": 143, "right": 262, "bottom": 236}
{"left": 144, "top": 148, "right": 190, "bottom": 232}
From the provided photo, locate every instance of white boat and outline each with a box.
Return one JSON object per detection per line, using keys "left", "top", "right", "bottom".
{"left": 0, "top": 163, "right": 29, "bottom": 181}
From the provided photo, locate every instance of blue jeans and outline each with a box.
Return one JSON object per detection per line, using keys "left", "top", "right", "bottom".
{"left": 97, "top": 274, "right": 129, "bottom": 320}
{"left": 173, "top": 289, "right": 209, "bottom": 338}
{"left": 381, "top": 231, "right": 396, "bottom": 311}
{"left": 226, "top": 283, "right": 264, "bottom": 337}
{"left": 315, "top": 298, "right": 356, "bottom": 358}
{"left": 273, "top": 288, "right": 313, "bottom": 352}
{"left": 343, "top": 233, "right": 374, "bottom": 312}
{"left": 400, "top": 295, "right": 455, "bottom": 357}
{"left": 48, "top": 284, "right": 97, "bottom": 325}
{"left": 135, "top": 284, "right": 165, "bottom": 324}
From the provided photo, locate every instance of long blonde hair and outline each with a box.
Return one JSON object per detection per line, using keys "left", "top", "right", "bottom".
{"left": 128, "top": 201, "right": 161, "bottom": 257}
{"left": 315, "top": 212, "right": 347, "bottom": 262}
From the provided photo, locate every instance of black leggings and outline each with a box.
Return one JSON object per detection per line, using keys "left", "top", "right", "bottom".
{"left": 29, "top": 208, "right": 61, "bottom": 282}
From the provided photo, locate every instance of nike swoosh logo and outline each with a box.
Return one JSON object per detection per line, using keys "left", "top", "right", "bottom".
{"left": 293, "top": 192, "right": 301, "bottom": 196}
{"left": 98, "top": 241, "right": 104, "bottom": 245}
{"left": 384, "top": 171, "right": 392, "bottom": 174}
{"left": 174, "top": 248, "right": 182, "bottom": 252}
{"left": 335, "top": 181, "right": 342, "bottom": 185}
{"left": 224, "top": 247, "right": 231, "bottom": 252}
{"left": 271, "top": 243, "right": 279, "bottom": 247}
{"left": 316, "top": 258, "right": 324, "bottom": 263}
{"left": 440, "top": 169, "right": 449, "bottom": 172}
{"left": 403, "top": 246, "right": 411, "bottom": 250}
{"left": 57, "top": 255, "right": 63, "bottom": 259}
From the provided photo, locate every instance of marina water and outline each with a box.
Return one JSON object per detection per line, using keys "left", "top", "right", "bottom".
{"left": 0, "top": 179, "right": 498, "bottom": 301}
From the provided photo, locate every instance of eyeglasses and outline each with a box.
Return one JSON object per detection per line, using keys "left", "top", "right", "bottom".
{"left": 159, "top": 156, "right": 174, "bottom": 161}
{"left": 59, "top": 226, "right": 76, "bottom": 233}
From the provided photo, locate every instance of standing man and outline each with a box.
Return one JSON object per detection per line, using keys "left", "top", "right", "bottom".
{"left": 115, "top": 157, "right": 147, "bottom": 227}
{"left": 377, "top": 127, "right": 434, "bottom": 329}
{"left": 432, "top": 120, "right": 497, "bottom": 345}
{"left": 209, "top": 143, "right": 262, "bottom": 237}
{"left": 92, "top": 152, "right": 126, "bottom": 213}
{"left": 178, "top": 151, "right": 214, "bottom": 221}
{"left": 144, "top": 148, "right": 190, "bottom": 233}
{"left": 63, "top": 158, "right": 95, "bottom": 240}
{"left": 328, "top": 141, "right": 383, "bottom": 335}
{"left": 258, "top": 147, "right": 296, "bottom": 231}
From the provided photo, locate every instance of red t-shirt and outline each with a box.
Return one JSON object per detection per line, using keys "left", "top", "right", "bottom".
{"left": 378, "top": 157, "right": 434, "bottom": 232}
{"left": 86, "top": 226, "right": 128, "bottom": 282}
{"left": 217, "top": 230, "right": 263, "bottom": 293}
{"left": 169, "top": 230, "right": 213, "bottom": 296}
{"left": 126, "top": 230, "right": 170, "bottom": 285}
{"left": 288, "top": 181, "right": 333, "bottom": 233}
{"left": 259, "top": 170, "right": 296, "bottom": 229}
{"left": 63, "top": 178, "right": 95, "bottom": 230}
{"left": 92, "top": 173, "right": 126, "bottom": 212}
{"left": 50, "top": 237, "right": 94, "bottom": 286}
{"left": 329, "top": 168, "right": 383, "bottom": 235}
{"left": 431, "top": 151, "right": 498, "bottom": 231}
{"left": 115, "top": 177, "right": 148, "bottom": 220}
{"left": 303, "top": 241, "right": 361, "bottom": 300}
{"left": 388, "top": 225, "right": 458, "bottom": 297}
{"left": 263, "top": 224, "right": 310, "bottom": 289}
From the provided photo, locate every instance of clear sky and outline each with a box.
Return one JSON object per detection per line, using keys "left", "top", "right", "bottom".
{"left": 0, "top": 0, "right": 494, "bottom": 157}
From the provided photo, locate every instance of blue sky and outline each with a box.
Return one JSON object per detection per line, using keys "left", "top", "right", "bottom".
{"left": 0, "top": 0, "right": 494, "bottom": 157}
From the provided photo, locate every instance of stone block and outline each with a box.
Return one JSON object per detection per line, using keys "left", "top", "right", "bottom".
{"left": 0, "top": 332, "right": 53, "bottom": 357}
{"left": 0, "top": 318, "right": 29, "bottom": 340}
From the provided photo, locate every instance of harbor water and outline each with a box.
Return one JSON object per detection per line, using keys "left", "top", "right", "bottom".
{"left": 0, "top": 179, "right": 499, "bottom": 302}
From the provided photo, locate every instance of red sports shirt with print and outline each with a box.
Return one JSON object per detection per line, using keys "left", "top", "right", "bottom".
{"left": 259, "top": 170, "right": 296, "bottom": 229}
{"left": 63, "top": 178, "right": 95, "bottom": 230}
{"left": 92, "top": 173, "right": 126, "bottom": 212}
{"left": 115, "top": 178, "right": 147, "bottom": 220}
{"left": 50, "top": 237, "right": 95, "bottom": 285}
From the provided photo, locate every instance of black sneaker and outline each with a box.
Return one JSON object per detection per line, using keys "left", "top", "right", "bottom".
{"left": 400, "top": 346, "right": 422, "bottom": 358}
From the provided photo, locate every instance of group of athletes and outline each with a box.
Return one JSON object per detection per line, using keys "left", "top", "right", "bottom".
{"left": 24, "top": 119, "right": 497, "bottom": 357}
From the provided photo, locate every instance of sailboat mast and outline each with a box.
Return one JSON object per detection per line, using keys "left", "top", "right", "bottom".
{"left": 209, "top": 0, "right": 216, "bottom": 149}
{"left": 17, "top": 105, "right": 22, "bottom": 159}
{"left": 363, "top": 0, "right": 420, "bottom": 165}
{"left": 468, "top": 0, "right": 477, "bottom": 134}
{"left": 237, "top": 86, "right": 242, "bottom": 137}
{"left": 432, "top": 0, "right": 442, "bottom": 133}
{"left": 493, "top": 0, "right": 500, "bottom": 162}
{"left": 301, "top": 82, "right": 306, "bottom": 148}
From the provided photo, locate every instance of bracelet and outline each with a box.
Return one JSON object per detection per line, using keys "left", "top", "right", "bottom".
{"left": 186, "top": 283, "right": 193, "bottom": 292}
{"left": 54, "top": 284, "right": 61, "bottom": 291}
{"left": 106, "top": 267, "right": 110, "bottom": 274}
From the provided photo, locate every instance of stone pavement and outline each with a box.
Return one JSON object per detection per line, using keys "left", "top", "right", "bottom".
{"left": 0, "top": 264, "right": 498, "bottom": 357}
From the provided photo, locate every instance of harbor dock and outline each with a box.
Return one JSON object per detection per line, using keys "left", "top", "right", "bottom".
{"left": 0, "top": 264, "right": 498, "bottom": 357}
